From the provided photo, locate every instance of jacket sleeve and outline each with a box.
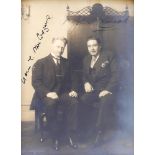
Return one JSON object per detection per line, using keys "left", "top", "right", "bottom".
{"left": 105, "top": 53, "right": 119, "bottom": 92}
{"left": 32, "top": 60, "right": 50, "bottom": 98}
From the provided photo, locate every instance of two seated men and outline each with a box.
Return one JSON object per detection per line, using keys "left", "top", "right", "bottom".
{"left": 30, "top": 36, "right": 119, "bottom": 150}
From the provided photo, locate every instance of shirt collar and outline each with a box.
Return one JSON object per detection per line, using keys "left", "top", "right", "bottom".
{"left": 50, "top": 53, "right": 60, "bottom": 65}
{"left": 92, "top": 54, "right": 100, "bottom": 61}
{"left": 50, "top": 52, "right": 60, "bottom": 60}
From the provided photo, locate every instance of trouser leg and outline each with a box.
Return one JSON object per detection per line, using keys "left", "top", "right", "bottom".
{"left": 95, "top": 94, "right": 113, "bottom": 131}
{"left": 43, "top": 97, "right": 60, "bottom": 140}
{"left": 60, "top": 94, "right": 78, "bottom": 139}
{"left": 80, "top": 92, "right": 99, "bottom": 134}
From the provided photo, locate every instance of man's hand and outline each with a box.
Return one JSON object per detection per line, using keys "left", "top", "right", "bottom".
{"left": 46, "top": 92, "right": 58, "bottom": 99}
{"left": 69, "top": 90, "right": 78, "bottom": 98}
{"left": 84, "top": 82, "right": 94, "bottom": 93}
{"left": 99, "top": 90, "right": 112, "bottom": 98}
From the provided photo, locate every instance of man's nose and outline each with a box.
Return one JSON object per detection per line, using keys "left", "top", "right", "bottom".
{"left": 58, "top": 47, "right": 62, "bottom": 52}
{"left": 90, "top": 46, "right": 94, "bottom": 50}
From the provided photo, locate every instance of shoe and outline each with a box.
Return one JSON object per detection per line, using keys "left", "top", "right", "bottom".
{"left": 53, "top": 139, "right": 60, "bottom": 151}
{"left": 93, "top": 130, "right": 103, "bottom": 147}
{"left": 68, "top": 136, "right": 78, "bottom": 149}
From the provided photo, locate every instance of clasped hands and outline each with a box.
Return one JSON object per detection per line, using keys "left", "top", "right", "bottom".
{"left": 46, "top": 90, "right": 78, "bottom": 99}
{"left": 46, "top": 82, "right": 111, "bottom": 99}
{"left": 84, "top": 82, "right": 112, "bottom": 97}
{"left": 46, "top": 92, "right": 59, "bottom": 99}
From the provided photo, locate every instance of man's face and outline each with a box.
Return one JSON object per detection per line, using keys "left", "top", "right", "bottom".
{"left": 87, "top": 39, "right": 101, "bottom": 57}
{"left": 52, "top": 39, "right": 66, "bottom": 58}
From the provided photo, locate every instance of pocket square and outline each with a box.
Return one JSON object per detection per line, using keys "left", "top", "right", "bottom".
{"left": 101, "top": 60, "right": 109, "bottom": 68}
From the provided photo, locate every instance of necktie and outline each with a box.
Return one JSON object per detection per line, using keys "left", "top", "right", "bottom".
{"left": 56, "top": 59, "right": 60, "bottom": 65}
{"left": 55, "top": 59, "right": 61, "bottom": 75}
{"left": 51, "top": 55, "right": 60, "bottom": 65}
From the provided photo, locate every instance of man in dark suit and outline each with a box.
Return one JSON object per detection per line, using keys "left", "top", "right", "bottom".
{"left": 30, "top": 37, "right": 78, "bottom": 150}
{"left": 80, "top": 36, "right": 119, "bottom": 146}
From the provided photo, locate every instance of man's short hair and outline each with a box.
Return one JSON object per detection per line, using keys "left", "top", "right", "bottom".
{"left": 52, "top": 37, "right": 68, "bottom": 45}
{"left": 87, "top": 36, "right": 101, "bottom": 45}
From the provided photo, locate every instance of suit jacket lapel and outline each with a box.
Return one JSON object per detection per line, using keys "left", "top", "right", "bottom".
{"left": 47, "top": 54, "right": 56, "bottom": 75}
{"left": 84, "top": 55, "right": 91, "bottom": 74}
{"left": 48, "top": 54, "right": 56, "bottom": 66}
{"left": 85, "top": 55, "right": 91, "bottom": 73}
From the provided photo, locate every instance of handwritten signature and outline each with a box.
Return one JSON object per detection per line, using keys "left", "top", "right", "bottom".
{"left": 21, "top": 15, "right": 52, "bottom": 84}
{"left": 36, "top": 15, "right": 51, "bottom": 40}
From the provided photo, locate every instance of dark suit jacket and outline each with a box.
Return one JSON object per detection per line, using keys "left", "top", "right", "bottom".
{"left": 30, "top": 54, "right": 75, "bottom": 110}
{"left": 83, "top": 51, "right": 119, "bottom": 93}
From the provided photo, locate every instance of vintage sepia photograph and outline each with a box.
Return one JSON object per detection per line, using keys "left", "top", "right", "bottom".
{"left": 21, "top": 0, "right": 134, "bottom": 154}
